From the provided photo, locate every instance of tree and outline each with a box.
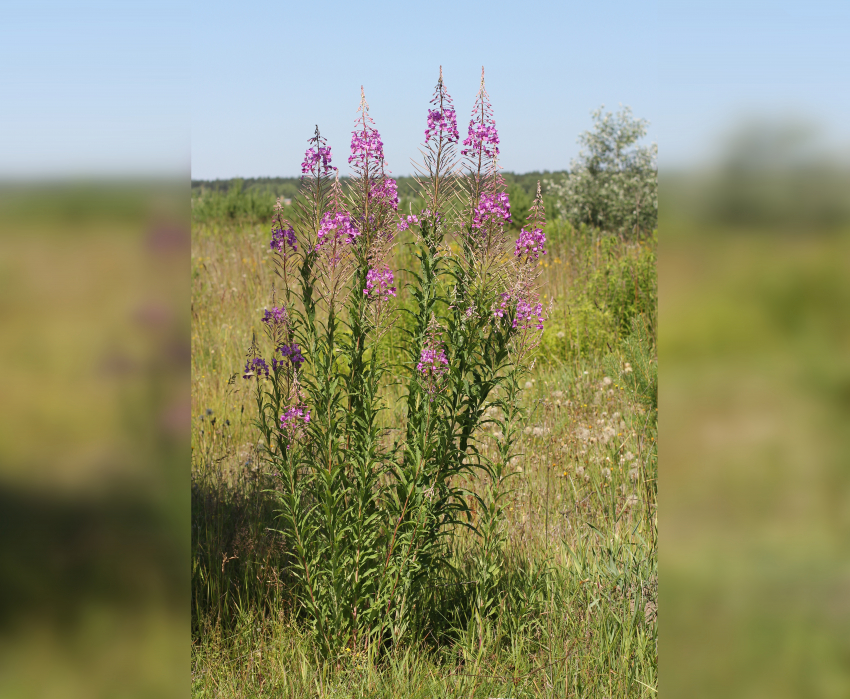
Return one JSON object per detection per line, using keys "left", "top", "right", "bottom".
{"left": 547, "top": 106, "right": 657, "bottom": 236}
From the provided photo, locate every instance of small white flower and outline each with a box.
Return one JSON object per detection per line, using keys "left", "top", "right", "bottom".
{"left": 524, "top": 381, "right": 533, "bottom": 389}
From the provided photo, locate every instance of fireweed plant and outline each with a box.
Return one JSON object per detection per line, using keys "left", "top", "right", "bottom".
{"left": 243, "top": 69, "right": 549, "bottom": 658}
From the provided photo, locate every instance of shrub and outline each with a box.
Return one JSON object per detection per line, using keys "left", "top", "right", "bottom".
{"left": 241, "top": 70, "right": 551, "bottom": 657}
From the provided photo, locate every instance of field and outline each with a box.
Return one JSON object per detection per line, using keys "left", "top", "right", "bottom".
{"left": 190, "top": 185, "right": 657, "bottom": 698}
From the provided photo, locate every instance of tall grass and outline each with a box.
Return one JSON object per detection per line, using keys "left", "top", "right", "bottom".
{"left": 191, "top": 204, "right": 657, "bottom": 696}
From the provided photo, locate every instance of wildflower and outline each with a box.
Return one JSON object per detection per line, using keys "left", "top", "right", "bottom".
{"left": 349, "top": 87, "right": 388, "bottom": 176}
{"left": 277, "top": 343, "right": 305, "bottom": 368}
{"left": 315, "top": 210, "right": 359, "bottom": 252}
{"left": 417, "top": 346, "right": 449, "bottom": 382}
{"left": 602, "top": 467, "right": 612, "bottom": 480}
{"left": 461, "top": 68, "right": 499, "bottom": 161}
{"left": 472, "top": 191, "right": 511, "bottom": 230}
{"left": 301, "top": 144, "right": 336, "bottom": 177}
{"left": 514, "top": 227, "right": 546, "bottom": 263}
{"left": 396, "top": 214, "right": 419, "bottom": 232}
{"left": 514, "top": 297, "right": 545, "bottom": 331}
{"left": 369, "top": 177, "right": 398, "bottom": 211}
{"left": 524, "top": 381, "right": 533, "bottom": 389}
{"left": 363, "top": 265, "right": 396, "bottom": 301}
{"left": 424, "top": 69, "right": 459, "bottom": 145}
{"left": 280, "top": 406, "right": 311, "bottom": 434}
{"left": 261, "top": 306, "right": 287, "bottom": 327}
{"left": 243, "top": 357, "right": 269, "bottom": 379}
{"left": 629, "top": 468, "right": 639, "bottom": 481}
{"left": 624, "top": 362, "right": 633, "bottom": 374}
{"left": 556, "top": 331, "right": 566, "bottom": 339}
{"left": 270, "top": 226, "right": 297, "bottom": 254}
{"left": 425, "top": 107, "right": 459, "bottom": 144}
{"left": 602, "top": 376, "right": 612, "bottom": 386}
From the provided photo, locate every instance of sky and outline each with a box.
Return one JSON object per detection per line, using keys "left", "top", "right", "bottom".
{"left": 1, "top": 1, "right": 848, "bottom": 178}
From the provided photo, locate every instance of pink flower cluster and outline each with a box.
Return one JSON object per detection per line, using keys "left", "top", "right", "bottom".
{"left": 363, "top": 265, "right": 396, "bottom": 300}
{"left": 514, "top": 298, "right": 545, "bottom": 331}
{"left": 462, "top": 122, "right": 500, "bottom": 160}
{"left": 417, "top": 346, "right": 449, "bottom": 381}
{"left": 425, "top": 107, "right": 459, "bottom": 144}
{"left": 301, "top": 146, "right": 335, "bottom": 177}
{"left": 472, "top": 192, "right": 511, "bottom": 229}
{"left": 315, "top": 210, "right": 359, "bottom": 252}
{"left": 280, "top": 406, "right": 311, "bottom": 434}
{"left": 349, "top": 128, "right": 385, "bottom": 172}
{"left": 271, "top": 226, "right": 297, "bottom": 254}
{"left": 369, "top": 177, "right": 398, "bottom": 211}
{"left": 397, "top": 214, "right": 419, "bottom": 232}
{"left": 492, "top": 292, "right": 545, "bottom": 331}
{"left": 514, "top": 227, "right": 546, "bottom": 263}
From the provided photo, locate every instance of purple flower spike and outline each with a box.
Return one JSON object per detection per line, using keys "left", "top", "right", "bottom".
{"left": 417, "top": 347, "right": 449, "bottom": 379}
{"left": 243, "top": 356, "right": 269, "bottom": 379}
{"left": 472, "top": 192, "right": 511, "bottom": 230}
{"left": 363, "top": 265, "right": 396, "bottom": 301}
{"left": 461, "top": 68, "right": 500, "bottom": 162}
{"left": 262, "top": 306, "right": 287, "bottom": 327}
{"left": 370, "top": 177, "right": 398, "bottom": 211}
{"left": 515, "top": 227, "right": 547, "bottom": 263}
{"left": 514, "top": 298, "right": 545, "bottom": 331}
{"left": 315, "top": 210, "right": 359, "bottom": 252}
{"left": 424, "top": 66, "right": 459, "bottom": 145}
{"left": 271, "top": 226, "right": 297, "bottom": 254}
{"left": 301, "top": 142, "right": 336, "bottom": 178}
{"left": 349, "top": 87, "right": 390, "bottom": 176}
{"left": 278, "top": 343, "right": 305, "bottom": 367}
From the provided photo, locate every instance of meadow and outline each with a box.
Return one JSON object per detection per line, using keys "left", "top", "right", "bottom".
{"left": 191, "top": 181, "right": 657, "bottom": 698}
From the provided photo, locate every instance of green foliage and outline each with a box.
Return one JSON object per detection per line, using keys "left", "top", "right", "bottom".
{"left": 547, "top": 106, "right": 657, "bottom": 236}
{"left": 192, "top": 178, "right": 282, "bottom": 224}
{"left": 537, "top": 228, "right": 657, "bottom": 366}
{"left": 608, "top": 315, "right": 657, "bottom": 419}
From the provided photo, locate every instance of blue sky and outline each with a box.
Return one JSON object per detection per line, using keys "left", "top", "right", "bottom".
{"left": 2, "top": 1, "right": 847, "bottom": 178}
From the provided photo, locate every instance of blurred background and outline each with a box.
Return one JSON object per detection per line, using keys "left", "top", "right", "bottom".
{"left": 1, "top": 0, "right": 848, "bottom": 697}
{"left": 658, "top": 2, "right": 850, "bottom": 697}
{"left": 0, "top": 2, "right": 189, "bottom": 697}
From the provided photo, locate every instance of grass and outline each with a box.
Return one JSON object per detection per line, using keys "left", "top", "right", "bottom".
{"left": 191, "top": 215, "right": 657, "bottom": 697}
